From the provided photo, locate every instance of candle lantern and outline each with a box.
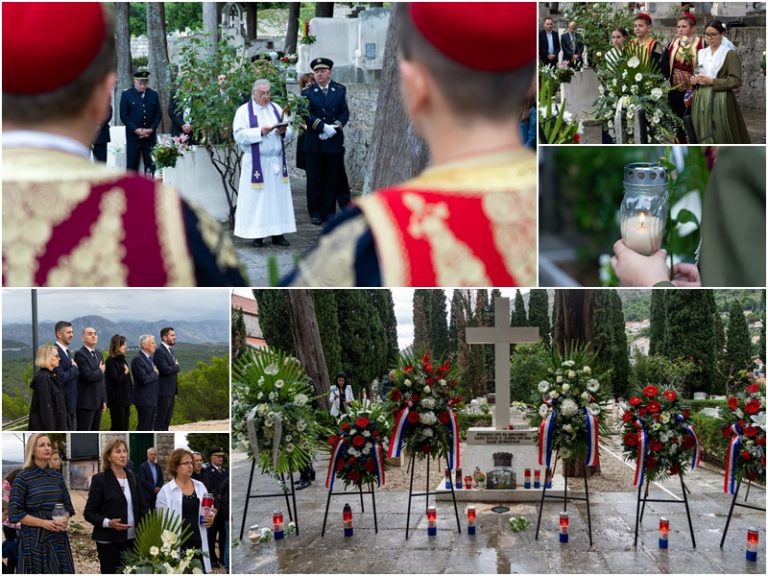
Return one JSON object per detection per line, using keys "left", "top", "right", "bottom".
{"left": 534, "top": 469, "right": 541, "bottom": 489}
{"left": 427, "top": 505, "right": 437, "bottom": 536}
{"left": 273, "top": 510, "right": 284, "bottom": 540}
{"left": 343, "top": 503, "right": 353, "bottom": 537}
{"left": 444, "top": 468, "right": 452, "bottom": 490}
{"left": 455, "top": 468, "right": 463, "bottom": 489}
{"left": 659, "top": 517, "right": 669, "bottom": 549}
{"left": 620, "top": 163, "right": 668, "bottom": 256}
{"left": 464, "top": 475, "right": 473, "bottom": 490}
{"left": 559, "top": 512, "right": 569, "bottom": 543}
{"left": 248, "top": 524, "right": 260, "bottom": 543}
{"left": 746, "top": 528, "right": 759, "bottom": 562}
{"left": 524, "top": 468, "right": 531, "bottom": 489}
{"left": 466, "top": 506, "right": 477, "bottom": 535}
{"left": 545, "top": 468, "right": 553, "bottom": 489}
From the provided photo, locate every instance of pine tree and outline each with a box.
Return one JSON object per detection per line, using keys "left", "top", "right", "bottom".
{"left": 312, "top": 290, "right": 342, "bottom": 378}
{"left": 649, "top": 290, "right": 666, "bottom": 356}
{"left": 591, "top": 290, "right": 614, "bottom": 393}
{"left": 725, "top": 299, "right": 754, "bottom": 378}
{"left": 253, "top": 289, "right": 294, "bottom": 354}
{"left": 428, "top": 290, "right": 450, "bottom": 360}
{"left": 610, "top": 290, "right": 631, "bottom": 399}
{"left": 412, "top": 290, "right": 430, "bottom": 354}
{"left": 511, "top": 289, "right": 528, "bottom": 326}
{"left": 528, "top": 289, "right": 551, "bottom": 344}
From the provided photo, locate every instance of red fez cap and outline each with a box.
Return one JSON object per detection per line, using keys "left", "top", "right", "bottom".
{"left": 3, "top": 3, "right": 106, "bottom": 95}
{"left": 634, "top": 12, "right": 653, "bottom": 24}
{"left": 679, "top": 12, "right": 697, "bottom": 25}
{"left": 409, "top": 2, "right": 536, "bottom": 72}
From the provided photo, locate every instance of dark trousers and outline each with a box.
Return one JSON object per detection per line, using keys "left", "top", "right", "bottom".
{"left": 136, "top": 405, "right": 156, "bottom": 431}
{"left": 207, "top": 513, "right": 226, "bottom": 567}
{"left": 155, "top": 395, "right": 175, "bottom": 431}
{"left": 76, "top": 408, "right": 101, "bottom": 431}
{"left": 67, "top": 411, "right": 77, "bottom": 430}
{"left": 92, "top": 143, "right": 108, "bottom": 163}
{"left": 109, "top": 404, "right": 131, "bottom": 431}
{"left": 126, "top": 136, "right": 155, "bottom": 174}
{"left": 96, "top": 540, "right": 132, "bottom": 574}
{"left": 305, "top": 152, "right": 344, "bottom": 220}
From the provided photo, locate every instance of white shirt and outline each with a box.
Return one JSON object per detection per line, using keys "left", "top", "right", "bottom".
{"left": 156, "top": 478, "right": 211, "bottom": 573}
{"left": 3, "top": 130, "right": 91, "bottom": 157}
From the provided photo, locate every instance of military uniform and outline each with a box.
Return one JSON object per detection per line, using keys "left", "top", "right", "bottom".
{"left": 120, "top": 85, "right": 162, "bottom": 174}
{"left": 302, "top": 73, "right": 350, "bottom": 223}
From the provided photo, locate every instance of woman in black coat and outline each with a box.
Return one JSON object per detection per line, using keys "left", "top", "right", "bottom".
{"left": 84, "top": 438, "right": 146, "bottom": 574}
{"left": 28, "top": 344, "right": 68, "bottom": 431}
{"left": 105, "top": 334, "right": 133, "bottom": 431}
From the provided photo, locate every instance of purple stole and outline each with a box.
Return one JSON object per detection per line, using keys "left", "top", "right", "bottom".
{"left": 247, "top": 100, "right": 289, "bottom": 189}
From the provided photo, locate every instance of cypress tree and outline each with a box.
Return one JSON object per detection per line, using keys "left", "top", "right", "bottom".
{"left": 428, "top": 290, "right": 450, "bottom": 360}
{"left": 412, "top": 290, "right": 430, "bottom": 354}
{"left": 649, "top": 290, "right": 666, "bottom": 356}
{"left": 335, "top": 290, "right": 379, "bottom": 397}
{"left": 725, "top": 299, "right": 753, "bottom": 378}
{"left": 760, "top": 291, "right": 766, "bottom": 365}
{"left": 528, "top": 289, "right": 551, "bottom": 343}
{"left": 380, "top": 289, "right": 399, "bottom": 362}
{"left": 610, "top": 290, "right": 631, "bottom": 399}
{"left": 253, "top": 289, "right": 294, "bottom": 354}
{"left": 591, "top": 290, "right": 614, "bottom": 393}
{"left": 312, "top": 289, "right": 342, "bottom": 377}
{"left": 713, "top": 310, "right": 727, "bottom": 393}
{"left": 511, "top": 289, "right": 528, "bottom": 326}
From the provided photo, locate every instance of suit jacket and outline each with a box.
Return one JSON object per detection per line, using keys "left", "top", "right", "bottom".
{"left": 119, "top": 87, "right": 162, "bottom": 144}
{"left": 55, "top": 342, "right": 79, "bottom": 414}
{"left": 201, "top": 464, "right": 228, "bottom": 496}
{"left": 131, "top": 352, "right": 159, "bottom": 407}
{"left": 74, "top": 346, "right": 106, "bottom": 411}
{"left": 302, "top": 80, "right": 349, "bottom": 154}
{"left": 138, "top": 460, "right": 163, "bottom": 505}
{"left": 168, "top": 91, "right": 197, "bottom": 144}
{"left": 154, "top": 344, "right": 180, "bottom": 398}
{"left": 105, "top": 354, "right": 133, "bottom": 407}
{"left": 84, "top": 468, "right": 146, "bottom": 542}
{"left": 94, "top": 104, "right": 112, "bottom": 145}
{"left": 561, "top": 31, "right": 584, "bottom": 62}
{"left": 539, "top": 29, "right": 561, "bottom": 64}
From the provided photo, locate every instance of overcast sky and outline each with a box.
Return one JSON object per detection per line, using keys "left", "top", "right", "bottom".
{"left": 2, "top": 289, "right": 230, "bottom": 324}
{"left": 234, "top": 289, "right": 527, "bottom": 350}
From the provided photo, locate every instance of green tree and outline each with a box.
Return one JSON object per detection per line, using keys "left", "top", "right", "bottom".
{"left": 165, "top": 2, "right": 203, "bottom": 32}
{"left": 253, "top": 289, "right": 294, "bottom": 354}
{"left": 448, "top": 289, "right": 466, "bottom": 364}
{"left": 380, "top": 290, "right": 399, "bottom": 361}
{"left": 312, "top": 290, "right": 342, "bottom": 378}
{"left": 412, "top": 290, "right": 429, "bottom": 354}
{"left": 649, "top": 289, "right": 666, "bottom": 356}
{"left": 609, "top": 290, "right": 630, "bottom": 399}
{"left": 428, "top": 290, "right": 449, "bottom": 360}
{"left": 231, "top": 305, "right": 247, "bottom": 360}
{"left": 335, "top": 290, "right": 385, "bottom": 396}
{"left": 129, "top": 2, "right": 147, "bottom": 37}
{"left": 511, "top": 289, "right": 528, "bottom": 327}
{"left": 725, "top": 299, "right": 753, "bottom": 378}
{"left": 631, "top": 353, "right": 696, "bottom": 390}
{"left": 591, "top": 290, "right": 615, "bottom": 394}
{"left": 528, "top": 289, "right": 551, "bottom": 344}
{"left": 186, "top": 433, "right": 230, "bottom": 468}
{"left": 509, "top": 343, "right": 550, "bottom": 405}
{"left": 175, "top": 357, "right": 230, "bottom": 423}
{"left": 713, "top": 310, "right": 728, "bottom": 392}
{"left": 760, "top": 291, "right": 766, "bottom": 365}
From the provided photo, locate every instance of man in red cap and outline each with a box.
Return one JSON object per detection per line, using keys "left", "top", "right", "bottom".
{"left": 2, "top": 3, "right": 245, "bottom": 287}
{"left": 284, "top": 2, "right": 537, "bottom": 287}
{"left": 630, "top": 12, "right": 664, "bottom": 67}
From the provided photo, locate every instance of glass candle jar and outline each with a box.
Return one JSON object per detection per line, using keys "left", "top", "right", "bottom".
{"left": 620, "top": 163, "right": 668, "bottom": 256}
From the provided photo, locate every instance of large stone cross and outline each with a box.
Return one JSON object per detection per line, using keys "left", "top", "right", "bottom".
{"left": 466, "top": 297, "right": 540, "bottom": 430}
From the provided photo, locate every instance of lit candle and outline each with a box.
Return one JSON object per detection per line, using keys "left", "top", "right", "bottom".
{"left": 464, "top": 475, "right": 473, "bottom": 490}
{"left": 444, "top": 468, "right": 452, "bottom": 490}
{"left": 455, "top": 468, "right": 463, "bottom": 489}
{"left": 343, "top": 503, "right": 353, "bottom": 537}
{"left": 427, "top": 505, "right": 437, "bottom": 536}
{"left": 273, "top": 510, "right": 284, "bottom": 540}
{"left": 534, "top": 469, "right": 541, "bottom": 489}
{"left": 467, "top": 506, "right": 477, "bottom": 535}
{"left": 545, "top": 468, "right": 553, "bottom": 489}
{"left": 622, "top": 213, "right": 663, "bottom": 256}
{"left": 248, "top": 524, "right": 260, "bottom": 543}
{"left": 524, "top": 468, "right": 531, "bottom": 489}
{"left": 659, "top": 517, "right": 669, "bottom": 549}
{"left": 559, "top": 512, "right": 569, "bottom": 543}
{"left": 746, "top": 527, "right": 759, "bottom": 562}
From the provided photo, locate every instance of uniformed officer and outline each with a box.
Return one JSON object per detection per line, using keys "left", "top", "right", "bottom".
{"left": 120, "top": 68, "right": 162, "bottom": 175}
{"left": 302, "top": 57, "right": 350, "bottom": 225}
{"left": 202, "top": 447, "right": 228, "bottom": 568}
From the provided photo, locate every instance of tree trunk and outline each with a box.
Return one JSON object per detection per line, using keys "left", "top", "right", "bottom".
{"left": 114, "top": 2, "right": 132, "bottom": 127}
{"left": 288, "top": 290, "right": 331, "bottom": 410}
{"left": 245, "top": 4, "right": 257, "bottom": 41}
{"left": 203, "top": 2, "right": 219, "bottom": 55}
{"left": 315, "top": 3, "right": 335, "bottom": 18}
{"left": 366, "top": 6, "right": 429, "bottom": 193}
{"left": 147, "top": 2, "right": 171, "bottom": 133}
{"left": 552, "top": 289, "right": 595, "bottom": 356}
{"left": 284, "top": 3, "right": 300, "bottom": 54}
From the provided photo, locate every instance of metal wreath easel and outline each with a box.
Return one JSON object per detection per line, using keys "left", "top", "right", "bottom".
{"left": 238, "top": 459, "right": 300, "bottom": 540}
{"left": 720, "top": 479, "right": 766, "bottom": 547}
{"left": 534, "top": 456, "right": 594, "bottom": 546}
{"left": 634, "top": 474, "right": 695, "bottom": 548}
{"left": 404, "top": 452, "right": 462, "bottom": 540}
{"left": 321, "top": 480, "right": 379, "bottom": 536}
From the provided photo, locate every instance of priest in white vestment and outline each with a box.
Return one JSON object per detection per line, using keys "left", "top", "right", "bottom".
{"left": 233, "top": 79, "right": 297, "bottom": 247}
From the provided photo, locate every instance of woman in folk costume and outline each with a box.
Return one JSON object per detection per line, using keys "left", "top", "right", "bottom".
{"left": 691, "top": 19, "right": 751, "bottom": 143}
{"left": 233, "top": 78, "right": 297, "bottom": 248}
{"left": 629, "top": 12, "right": 664, "bottom": 68}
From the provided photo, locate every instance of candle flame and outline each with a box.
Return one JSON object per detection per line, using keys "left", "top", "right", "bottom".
{"left": 640, "top": 213, "right": 646, "bottom": 228}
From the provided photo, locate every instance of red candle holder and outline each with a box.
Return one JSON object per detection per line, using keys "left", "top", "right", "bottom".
{"left": 746, "top": 527, "right": 758, "bottom": 561}
{"left": 659, "top": 517, "right": 669, "bottom": 549}
{"left": 427, "top": 505, "right": 437, "bottom": 536}
{"left": 559, "top": 511, "right": 569, "bottom": 543}
{"left": 273, "top": 510, "right": 284, "bottom": 540}
{"left": 343, "top": 503, "right": 353, "bottom": 537}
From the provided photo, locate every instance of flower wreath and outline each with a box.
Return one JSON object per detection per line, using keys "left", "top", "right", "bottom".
{"left": 721, "top": 376, "right": 766, "bottom": 493}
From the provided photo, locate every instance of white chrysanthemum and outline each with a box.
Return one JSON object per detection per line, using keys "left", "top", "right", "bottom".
{"left": 423, "top": 428, "right": 434, "bottom": 438}
{"left": 549, "top": 390, "right": 560, "bottom": 400}
{"left": 586, "top": 379, "right": 600, "bottom": 392}
{"left": 421, "top": 397, "right": 436, "bottom": 410}
{"left": 170, "top": 550, "right": 179, "bottom": 560}
{"left": 560, "top": 398, "right": 579, "bottom": 417}
{"left": 275, "top": 379, "right": 285, "bottom": 389}
{"left": 150, "top": 546, "right": 160, "bottom": 557}
{"left": 563, "top": 360, "right": 575, "bottom": 368}
{"left": 362, "top": 430, "right": 371, "bottom": 437}
{"left": 538, "top": 380, "right": 550, "bottom": 393}
{"left": 420, "top": 412, "right": 437, "bottom": 425}
{"left": 582, "top": 366, "right": 591, "bottom": 375}
{"left": 634, "top": 73, "right": 643, "bottom": 82}
{"left": 582, "top": 391, "right": 591, "bottom": 401}
{"left": 560, "top": 447, "right": 572, "bottom": 459}
{"left": 539, "top": 403, "right": 549, "bottom": 417}
{"left": 588, "top": 403, "right": 601, "bottom": 415}
{"left": 660, "top": 412, "right": 670, "bottom": 424}
{"left": 561, "top": 383, "right": 571, "bottom": 393}
{"left": 627, "top": 56, "right": 640, "bottom": 68}
{"left": 264, "top": 363, "right": 279, "bottom": 375}
{"left": 268, "top": 391, "right": 278, "bottom": 402}
{"left": 294, "top": 394, "right": 308, "bottom": 406}
{"left": 256, "top": 403, "right": 269, "bottom": 416}
{"left": 651, "top": 87, "right": 663, "bottom": 100}
{"left": 284, "top": 434, "right": 293, "bottom": 443}
{"left": 285, "top": 443, "right": 295, "bottom": 453}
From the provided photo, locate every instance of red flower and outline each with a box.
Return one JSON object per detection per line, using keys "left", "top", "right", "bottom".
{"left": 352, "top": 435, "right": 366, "bottom": 448}
{"left": 622, "top": 411, "right": 634, "bottom": 423}
{"left": 623, "top": 433, "right": 638, "bottom": 447}
{"left": 728, "top": 396, "right": 739, "bottom": 411}
{"left": 407, "top": 411, "right": 421, "bottom": 424}
{"left": 650, "top": 440, "right": 664, "bottom": 453}
{"left": 348, "top": 456, "right": 357, "bottom": 466}
{"left": 411, "top": 394, "right": 421, "bottom": 404}
{"left": 438, "top": 412, "right": 451, "bottom": 425}
{"left": 646, "top": 400, "right": 661, "bottom": 414}
{"left": 662, "top": 390, "right": 677, "bottom": 402}
{"left": 747, "top": 470, "right": 758, "bottom": 481}
{"left": 629, "top": 396, "right": 643, "bottom": 407}
{"left": 740, "top": 450, "right": 751, "bottom": 461}
{"left": 340, "top": 422, "right": 351, "bottom": 432}
{"left": 643, "top": 385, "right": 659, "bottom": 398}
{"left": 373, "top": 431, "right": 381, "bottom": 439}
{"left": 348, "top": 470, "right": 361, "bottom": 481}
{"left": 757, "top": 435, "right": 766, "bottom": 446}
{"left": 670, "top": 462, "right": 681, "bottom": 475}
{"left": 682, "top": 435, "right": 694, "bottom": 449}
{"left": 336, "top": 458, "right": 344, "bottom": 469}
{"left": 420, "top": 444, "right": 431, "bottom": 453}
{"left": 449, "top": 379, "right": 458, "bottom": 389}
{"left": 422, "top": 353, "right": 431, "bottom": 364}
{"left": 572, "top": 134, "right": 581, "bottom": 144}
{"left": 745, "top": 426, "right": 758, "bottom": 437}
{"left": 355, "top": 416, "right": 370, "bottom": 429}
{"left": 744, "top": 399, "right": 761, "bottom": 415}
{"left": 404, "top": 365, "right": 413, "bottom": 374}
{"left": 722, "top": 424, "right": 735, "bottom": 438}
{"left": 364, "top": 459, "right": 376, "bottom": 472}
{"left": 747, "top": 384, "right": 760, "bottom": 394}
{"left": 328, "top": 435, "right": 339, "bottom": 446}
{"left": 391, "top": 389, "right": 402, "bottom": 402}
{"left": 646, "top": 457, "right": 657, "bottom": 470}
{"left": 639, "top": 408, "right": 647, "bottom": 417}
{"left": 426, "top": 377, "right": 434, "bottom": 386}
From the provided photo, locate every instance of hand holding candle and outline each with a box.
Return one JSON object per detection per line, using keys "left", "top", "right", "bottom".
{"left": 622, "top": 212, "right": 663, "bottom": 256}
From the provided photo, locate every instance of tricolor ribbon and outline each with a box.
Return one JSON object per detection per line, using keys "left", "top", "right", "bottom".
{"left": 325, "top": 438, "right": 386, "bottom": 490}
{"left": 677, "top": 415, "right": 701, "bottom": 472}
{"left": 584, "top": 410, "right": 600, "bottom": 467}
{"left": 373, "top": 440, "right": 385, "bottom": 487}
{"left": 633, "top": 420, "right": 649, "bottom": 487}
{"left": 387, "top": 402, "right": 412, "bottom": 458}
{"left": 448, "top": 410, "right": 461, "bottom": 471}
{"left": 724, "top": 423, "right": 742, "bottom": 495}
{"left": 325, "top": 438, "right": 345, "bottom": 490}
{"left": 538, "top": 410, "right": 557, "bottom": 468}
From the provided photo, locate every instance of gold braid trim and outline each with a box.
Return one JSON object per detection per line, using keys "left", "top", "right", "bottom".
{"left": 155, "top": 184, "right": 196, "bottom": 286}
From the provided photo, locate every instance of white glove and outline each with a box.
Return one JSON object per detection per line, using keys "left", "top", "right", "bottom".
{"left": 322, "top": 124, "right": 337, "bottom": 138}
{"left": 319, "top": 134, "right": 328, "bottom": 141}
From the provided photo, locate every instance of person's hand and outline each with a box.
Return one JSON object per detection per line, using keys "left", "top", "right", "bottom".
{"left": 611, "top": 240, "right": 670, "bottom": 286}
{"left": 182, "top": 124, "right": 193, "bottom": 133}
{"left": 123, "top": 365, "right": 130, "bottom": 375}
{"left": 108, "top": 518, "right": 132, "bottom": 531}
{"left": 100, "top": 361, "right": 106, "bottom": 372}
{"left": 548, "top": 54, "right": 557, "bottom": 61}
{"left": 694, "top": 74, "right": 713, "bottom": 86}
{"left": 260, "top": 125, "right": 274, "bottom": 136}
{"left": 203, "top": 508, "right": 216, "bottom": 529}
{"left": 322, "top": 124, "right": 337, "bottom": 138}
{"left": 154, "top": 367, "right": 159, "bottom": 374}
{"left": 102, "top": 403, "right": 107, "bottom": 412}
{"left": 319, "top": 134, "right": 328, "bottom": 141}
{"left": 154, "top": 487, "right": 161, "bottom": 494}
{"left": 43, "top": 519, "right": 63, "bottom": 532}
{"left": 275, "top": 124, "right": 288, "bottom": 135}
{"left": 672, "top": 262, "right": 702, "bottom": 287}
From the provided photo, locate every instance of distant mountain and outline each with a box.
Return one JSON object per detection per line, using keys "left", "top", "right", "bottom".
{"left": 3, "top": 315, "right": 229, "bottom": 347}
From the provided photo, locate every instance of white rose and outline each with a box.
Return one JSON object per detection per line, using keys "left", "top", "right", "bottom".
{"left": 582, "top": 392, "right": 591, "bottom": 401}
{"left": 567, "top": 370, "right": 576, "bottom": 379}
{"left": 404, "top": 379, "right": 412, "bottom": 387}
{"left": 549, "top": 390, "right": 560, "bottom": 400}
{"left": 538, "top": 380, "right": 551, "bottom": 393}
{"left": 423, "top": 385, "right": 431, "bottom": 395}
{"left": 294, "top": 394, "right": 308, "bottom": 406}
{"left": 651, "top": 87, "right": 663, "bottom": 100}
{"left": 627, "top": 56, "right": 640, "bottom": 68}
{"left": 556, "top": 376, "right": 563, "bottom": 384}
{"left": 582, "top": 366, "right": 591, "bottom": 375}
{"left": 635, "top": 73, "right": 643, "bottom": 82}
{"left": 439, "top": 379, "right": 447, "bottom": 387}
{"left": 562, "top": 383, "right": 571, "bottom": 393}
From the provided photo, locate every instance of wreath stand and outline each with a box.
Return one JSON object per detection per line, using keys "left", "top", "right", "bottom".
{"left": 404, "top": 452, "right": 462, "bottom": 540}
{"left": 238, "top": 459, "right": 300, "bottom": 540}
{"left": 321, "top": 481, "right": 379, "bottom": 536}
{"left": 720, "top": 479, "right": 766, "bottom": 547}
{"left": 534, "top": 457, "right": 593, "bottom": 546}
{"left": 633, "top": 474, "right": 695, "bottom": 548}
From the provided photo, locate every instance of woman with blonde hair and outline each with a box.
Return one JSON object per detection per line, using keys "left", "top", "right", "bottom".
{"left": 28, "top": 343, "right": 68, "bottom": 431}
{"left": 84, "top": 438, "right": 146, "bottom": 574}
{"left": 9, "top": 433, "right": 75, "bottom": 573}
{"left": 156, "top": 448, "right": 215, "bottom": 573}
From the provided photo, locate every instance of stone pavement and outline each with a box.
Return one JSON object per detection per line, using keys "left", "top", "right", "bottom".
{"left": 231, "top": 442, "right": 766, "bottom": 574}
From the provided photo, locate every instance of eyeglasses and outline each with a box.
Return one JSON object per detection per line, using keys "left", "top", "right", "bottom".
{"left": 179, "top": 461, "right": 193, "bottom": 466}
{"left": 705, "top": 32, "right": 721, "bottom": 37}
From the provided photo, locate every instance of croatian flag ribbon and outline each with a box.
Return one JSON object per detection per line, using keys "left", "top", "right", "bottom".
{"left": 538, "top": 410, "right": 557, "bottom": 468}
{"left": 325, "top": 438, "right": 345, "bottom": 490}
{"left": 387, "top": 402, "right": 412, "bottom": 458}
{"left": 724, "top": 423, "right": 742, "bottom": 495}
{"left": 633, "top": 422, "right": 649, "bottom": 487}
{"left": 676, "top": 414, "right": 701, "bottom": 471}
{"left": 584, "top": 410, "right": 599, "bottom": 467}
{"left": 448, "top": 410, "right": 461, "bottom": 471}
{"left": 373, "top": 440, "right": 385, "bottom": 487}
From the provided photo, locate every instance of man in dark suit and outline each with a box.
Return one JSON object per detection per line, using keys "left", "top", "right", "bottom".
{"left": 131, "top": 334, "right": 160, "bottom": 431}
{"left": 302, "top": 57, "right": 350, "bottom": 225}
{"left": 119, "top": 69, "right": 162, "bottom": 175}
{"left": 92, "top": 104, "right": 112, "bottom": 162}
{"left": 74, "top": 326, "right": 106, "bottom": 431}
{"left": 561, "top": 21, "right": 585, "bottom": 68}
{"left": 54, "top": 321, "right": 79, "bottom": 430}
{"left": 202, "top": 447, "right": 228, "bottom": 568}
{"left": 138, "top": 447, "right": 163, "bottom": 509}
{"left": 154, "top": 326, "right": 180, "bottom": 431}
{"left": 539, "top": 16, "right": 560, "bottom": 66}
{"left": 168, "top": 90, "right": 196, "bottom": 144}
{"left": 191, "top": 451, "right": 205, "bottom": 482}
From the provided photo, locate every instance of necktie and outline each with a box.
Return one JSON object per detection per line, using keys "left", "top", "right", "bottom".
{"left": 66, "top": 348, "right": 71, "bottom": 359}
{"left": 151, "top": 464, "right": 157, "bottom": 484}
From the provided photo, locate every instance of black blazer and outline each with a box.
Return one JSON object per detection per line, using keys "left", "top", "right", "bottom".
{"left": 138, "top": 460, "right": 163, "bottom": 504}
{"left": 168, "top": 90, "right": 197, "bottom": 144}
{"left": 539, "top": 29, "right": 561, "bottom": 64}
{"left": 301, "top": 80, "right": 350, "bottom": 154}
{"left": 74, "top": 346, "right": 106, "bottom": 411}
{"left": 131, "top": 353, "right": 159, "bottom": 407}
{"left": 84, "top": 468, "right": 147, "bottom": 543}
{"left": 154, "top": 345, "right": 180, "bottom": 398}
{"left": 28, "top": 368, "right": 68, "bottom": 431}
{"left": 105, "top": 354, "right": 133, "bottom": 407}
{"left": 94, "top": 104, "right": 112, "bottom": 145}
{"left": 55, "top": 343, "right": 79, "bottom": 415}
